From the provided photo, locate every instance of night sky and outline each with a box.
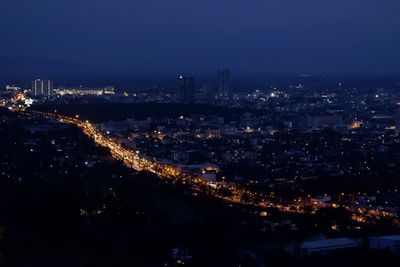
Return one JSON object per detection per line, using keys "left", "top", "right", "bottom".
{"left": 1, "top": 0, "right": 400, "bottom": 78}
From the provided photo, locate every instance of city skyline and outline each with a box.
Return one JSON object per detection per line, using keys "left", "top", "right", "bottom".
{"left": 2, "top": 1, "right": 400, "bottom": 266}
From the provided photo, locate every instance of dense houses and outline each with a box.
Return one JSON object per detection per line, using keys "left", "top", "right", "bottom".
{"left": 2, "top": 80, "right": 400, "bottom": 215}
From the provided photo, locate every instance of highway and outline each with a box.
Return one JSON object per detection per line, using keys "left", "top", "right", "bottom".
{"left": 23, "top": 110, "right": 398, "bottom": 223}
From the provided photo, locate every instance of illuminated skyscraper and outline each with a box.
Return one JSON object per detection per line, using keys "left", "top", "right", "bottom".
{"left": 32, "top": 79, "right": 53, "bottom": 97}
{"left": 178, "top": 76, "right": 195, "bottom": 104}
{"left": 217, "top": 69, "right": 230, "bottom": 99}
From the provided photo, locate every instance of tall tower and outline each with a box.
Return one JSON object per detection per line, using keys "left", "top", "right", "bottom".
{"left": 32, "top": 79, "right": 53, "bottom": 97}
{"left": 395, "top": 109, "right": 400, "bottom": 136}
{"left": 178, "top": 76, "right": 195, "bottom": 104}
{"left": 217, "top": 69, "right": 230, "bottom": 99}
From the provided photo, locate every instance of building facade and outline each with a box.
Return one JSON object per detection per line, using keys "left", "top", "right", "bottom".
{"left": 178, "top": 76, "right": 195, "bottom": 104}
{"left": 32, "top": 79, "right": 53, "bottom": 97}
{"left": 216, "top": 69, "right": 230, "bottom": 99}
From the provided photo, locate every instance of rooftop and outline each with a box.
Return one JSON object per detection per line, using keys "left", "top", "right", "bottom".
{"left": 302, "top": 238, "right": 360, "bottom": 249}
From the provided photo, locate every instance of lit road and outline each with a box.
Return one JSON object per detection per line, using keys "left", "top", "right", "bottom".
{"left": 22, "top": 110, "right": 399, "bottom": 223}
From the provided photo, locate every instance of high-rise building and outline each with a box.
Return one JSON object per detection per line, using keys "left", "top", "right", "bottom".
{"left": 395, "top": 109, "right": 400, "bottom": 136}
{"left": 178, "top": 76, "right": 195, "bottom": 104}
{"left": 32, "top": 79, "right": 53, "bottom": 97}
{"left": 216, "top": 69, "right": 230, "bottom": 99}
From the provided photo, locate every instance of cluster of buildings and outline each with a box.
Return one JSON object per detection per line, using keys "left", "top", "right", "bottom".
{"left": 3, "top": 77, "right": 400, "bottom": 193}
{"left": 177, "top": 69, "right": 231, "bottom": 104}
{"left": 1, "top": 69, "right": 230, "bottom": 106}
{"left": 3, "top": 77, "right": 400, "bottom": 262}
{"left": 93, "top": 101, "right": 400, "bottom": 185}
{"left": 1, "top": 79, "right": 115, "bottom": 100}
{"left": 66, "top": 82, "right": 400, "bottom": 218}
